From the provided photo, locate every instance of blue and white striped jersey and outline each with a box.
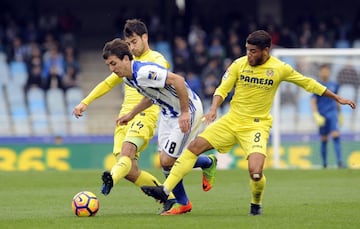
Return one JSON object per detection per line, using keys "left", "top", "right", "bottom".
{"left": 124, "top": 60, "right": 201, "bottom": 118}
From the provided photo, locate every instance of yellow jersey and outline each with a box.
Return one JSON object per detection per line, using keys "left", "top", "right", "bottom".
{"left": 215, "top": 56, "right": 326, "bottom": 122}
{"left": 82, "top": 49, "right": 170, "bottom": 117}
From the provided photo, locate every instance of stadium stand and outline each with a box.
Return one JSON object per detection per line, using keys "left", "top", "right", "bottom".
{"left": 9, "top": 60, "right": 28, "bottom": 87}
{"left": 0, "top": 87, "right": 12, "bottom": 136}
{"left": 27, "top": 87, "right": 49, "bottom": 135}
{"left": 0, "top": 53, "right": 10, "bottom": 87}
{"left": 66, "top": 87, "right": 88, "bottom": 135}
{"left": 46, "top": 88, "right": 68, "bottom": 136}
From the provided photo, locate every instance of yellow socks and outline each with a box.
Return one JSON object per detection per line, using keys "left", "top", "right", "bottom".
{"left": 134, "top": 170, "right": 175, "bottom": 199}
{"left": 163, "top": 149, "right": 197, "bottom": 192}
{"left": 250, "top": 174, "right": 266, "bottom": 205}
{"left": 111, "top": 156, "right": 132, "bottom": 184}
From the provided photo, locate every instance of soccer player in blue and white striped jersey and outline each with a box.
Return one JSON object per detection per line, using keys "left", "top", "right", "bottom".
{"left": 101, "top": 38, "right": 217, "bottom": 215}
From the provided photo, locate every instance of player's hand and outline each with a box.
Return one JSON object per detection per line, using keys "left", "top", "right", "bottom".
{"left": 179, "top": 111, "right": 191, "bottom": 133}
{"left": 337, "top": 97, "right": 356, "bottom": 110}
{"left": 202, "top": 109, "right": 217, "bottom": 125}
{"left": 116, "top": 113, "right": 134, "bottom": 126}
{"left": 313, "top": 112, "right": 325, "bottom": 126}
{"left": 73, "top": 103, "right": 87, "bottom": 119}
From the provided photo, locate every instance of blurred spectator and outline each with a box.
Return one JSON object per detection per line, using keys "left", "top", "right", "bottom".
{"left": 6, "top": 36, "right": 30, "bottom": 62}
{"left": 63, "top": 65, "right": 79, "bottom": 90}
{"left": 227, "top": 44, "right": 242, "bottom": 60}
{"left": 200, "top": 56, "right": 222, "bottom": 81}
{"left": 22, "top": 20, "right": 40, "bottom": 44}
{"left": 226, "top": 29, "right": 242, "bottom": 58}
{"left": 41, "top": 32, "right": 58, "bottom": 53}
{"left": 173, "top": 35, "right": 190, "bottom": 72}
{"left": 25, "top": 64, "right": 44, "bottom": 92}
{"left": 187, "top": 22, "right": 207, "bottom": 49}
{"left": 313, "top": 34, "right": 332, "bottom": 48}
{"left": 208, "top": 36, "right": 226, "bottom": 60}
{"left": 313, "top": 20, "right": 335, "bottom": 47}
{"left": 3, "top": 16, "right": 19, "bottom": 46}
{"left": 43, "top": 65, "right": 65, "bottom": 91}
{"left": 278, "top": 26, "right": 297, "bottom": 48}
{"left": 186, "top": 71, "right": 202, "bottom": 99}
{"left": 63, "top": 45, "right": 80, "bottom": 74}
{"left": 38, "top": 11, "right": 58, "bottom": 34}
{"left": 266, "top": 23, "right": 280, "bottom": 46}
{"left": 42, "top": 44, "right": 65, "bottom": 79}
{"left": 297, "top": 21, "right": 312, "bottom": 48}
{"left": 202, "top": 72, "right": 220, "bottom": 112}
{"left": 57, "top": 8, "right": 80, "bottom": 47}
{"left": 26, "top": 43, "right": 43, "bottom": 70}
{"left": 189, "top": 39, "right": 208, "bottom": 75}
{"left": 332, "top": 15, "right": 351, "bottom": 42}
{"left": 350, "top": 10, "right": 360, "bottom": 43}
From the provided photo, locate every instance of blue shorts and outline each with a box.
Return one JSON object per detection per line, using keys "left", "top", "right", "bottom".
{"left": 319, "top": 113, "right": 339, "bottom": 135}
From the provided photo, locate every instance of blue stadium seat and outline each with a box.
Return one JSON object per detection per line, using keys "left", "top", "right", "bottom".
{"left": 0, "top": 87, "right": 12, "bottom": 135}
{"left": 9, "top": 60, "right": 28, "bottom": 87}
{"left": 335, "top": 39, "right": 350, "bottom": 48}
{"left": 0, "top": 54, "right": 10, "bottom": 87}
{"left": 27, "top": 87, "right": 49, "bottom": 135}
{"left": 46, "top": 88, "right": 68, "bottom": 135}
{"left": 65, "top": 87, "right": 87, "bottom": 135}
{"left": 65, "top": 87, "right": 83, "bottom": 114}
{"left": 154, "top": 41, "right": 173, "bottom": 70}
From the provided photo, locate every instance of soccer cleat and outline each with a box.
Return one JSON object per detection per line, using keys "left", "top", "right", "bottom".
{"left": 101, "top": 171, "right": 114, "bottom": 196}
{"left": 160, "top": 201, "right": 192, "bottom": 216}
{"left": 249, "top": 203, "right": 262, "bottom": 216}
{"left": 202, "top": 154, "right": 217, "bottom": 191}
{"left": 162, "top": 198, "right": 177, "bottom": 212}
{"left": 141, "top": 185, "right": 168, "bottom": 203}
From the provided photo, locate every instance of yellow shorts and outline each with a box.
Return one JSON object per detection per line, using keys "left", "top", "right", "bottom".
{"left": 113, "top": 112, "right": 157, "bottom": 158}
{"left": 198, "top": 113, "right": 271, "bottom": 159}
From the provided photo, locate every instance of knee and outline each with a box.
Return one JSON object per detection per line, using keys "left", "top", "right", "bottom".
{"left": 249, "top": 172, "right": 263, "bottom": 181}
{"left": 188, "top": 137, "right": 212, "bottom": 155}
{"left": 248, "top": 153, "right": 265, "bottom": 181}
{"left": 159, "top": 152, "right": 176, "bottom": 169}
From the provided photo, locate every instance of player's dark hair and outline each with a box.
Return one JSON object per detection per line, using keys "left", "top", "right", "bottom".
{"left": 102, "top": 38, "right": 133, "bottom": 60}
{"left": 319, "top": 63, "right": 331, "bottom": 69}
{"left": 123, "top": 19, "right": 148, "bottom": 38}
{"left": 246, "top": 30, "right": 272, "bottom": 50}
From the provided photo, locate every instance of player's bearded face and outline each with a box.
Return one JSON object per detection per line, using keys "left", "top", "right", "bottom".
{"left": 246, "top": 44, "right": 265, "bottom": 66}
{"left": 125, "top": 35, "right": 145, "bottom": 57}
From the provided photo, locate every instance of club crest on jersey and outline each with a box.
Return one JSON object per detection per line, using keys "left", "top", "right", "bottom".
{"left": 147, "top": 71, "right": 158, "bottom": 80}
{"left": 266, "top": 69, "right": 274, "bottom": 77}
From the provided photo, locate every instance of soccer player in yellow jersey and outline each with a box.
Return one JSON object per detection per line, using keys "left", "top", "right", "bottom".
{"left": 72, "top": 19, "right": 177, "bottom": 211}
{"left": 141, "top": 30, "right": 356, "bottom": 215}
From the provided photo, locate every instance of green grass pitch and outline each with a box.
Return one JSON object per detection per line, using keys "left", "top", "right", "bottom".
{"left": 1, "top": 169, "right": 359, "bottom": 229}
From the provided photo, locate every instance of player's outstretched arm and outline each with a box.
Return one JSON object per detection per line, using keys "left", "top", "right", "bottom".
{"left": 73, "top": 74, "right": 121, "bottom": 118}
{"left": 322, "top": 89, "right": 356, "bottom": 109}
{"left": 116, "top": 97, "right": 153, "bottom": 126}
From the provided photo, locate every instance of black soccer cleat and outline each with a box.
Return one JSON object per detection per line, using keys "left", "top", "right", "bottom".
{"left": 249, "top": 203, "right": 262, "bottom": 216}
{"left": 101, "top": 171, "right": 114, "bottom": 196}
{"left": 141, "top": 185, "right": 169, "bottom": 203}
